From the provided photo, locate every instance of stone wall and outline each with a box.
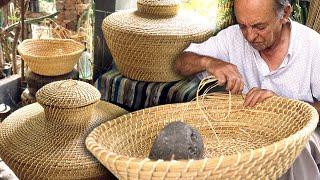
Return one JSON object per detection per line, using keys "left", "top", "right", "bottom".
{"left": 55, "top": 0, "right": 90, "bottom": 31}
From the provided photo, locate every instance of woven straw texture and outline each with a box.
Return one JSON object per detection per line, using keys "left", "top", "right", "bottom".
{"left": 86, "top": 93, "right": 318, "bottom": 179}
{"left": 137, "top": 0, "right": 180, "bottom": 17}
{"left": 36, "top": 80, "right": 100, "bottom": 108}
{"left": 17, "top": 39, "right": 84, "bottom": 76}
{"left": 306, "top": 0, "right": 320, "bottom": 33}
{"left": 0, "top": 80, "right": 128, "bottom": 179}
{"left": 102, "top": 1, "right": 214, "bottom": 82}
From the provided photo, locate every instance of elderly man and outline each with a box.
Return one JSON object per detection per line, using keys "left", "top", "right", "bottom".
{"left": 175, "top": 0, "right": 320, "bottom": 179}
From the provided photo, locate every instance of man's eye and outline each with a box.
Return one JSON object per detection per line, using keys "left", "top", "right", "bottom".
{"left": 256, "top": 26, "right": 266, "bottom": 30}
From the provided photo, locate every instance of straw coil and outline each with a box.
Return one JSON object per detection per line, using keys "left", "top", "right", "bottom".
{"left": 86, "top": 84, "right": 318, "bottom": 179}
{"left": 17, "top": 39, "right": 84, "bottom": 76}
{"left": 102, "top": 0, "right": 214, "bottom": 82}
{"left": 0, "top": 80, "right": 128, "bottom": 179}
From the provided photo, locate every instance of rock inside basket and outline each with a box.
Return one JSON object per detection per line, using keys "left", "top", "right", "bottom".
{"left": 149, "top": 121, "right": 204, "bottom": 161}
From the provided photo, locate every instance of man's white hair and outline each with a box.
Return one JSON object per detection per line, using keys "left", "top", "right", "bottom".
{"left": 275, "top": 0, "right": 290, "bottom": 19}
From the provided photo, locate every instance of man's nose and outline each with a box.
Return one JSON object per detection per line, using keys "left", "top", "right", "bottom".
{"left": 246, "top": 28, "right": 257, "bottom": 42}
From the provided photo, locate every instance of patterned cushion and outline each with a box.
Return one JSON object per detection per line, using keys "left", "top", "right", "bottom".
{"left": 95, "top": 69, "right": 201, "bottom": 111}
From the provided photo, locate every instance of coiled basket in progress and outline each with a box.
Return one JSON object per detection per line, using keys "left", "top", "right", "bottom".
{"left": 86, "top": 94, "right": 318, "bottom": 179}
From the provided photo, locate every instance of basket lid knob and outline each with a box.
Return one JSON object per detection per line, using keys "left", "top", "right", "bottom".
{"left": 137, "top": 0, "right": 180, "bottom": 17}
{"left": 36, "top": 80, "right": 101, "bottom": 109}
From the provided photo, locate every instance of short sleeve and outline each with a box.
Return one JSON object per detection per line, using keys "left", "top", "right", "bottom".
{"left": 184, "top": 25, "right": 235, "bottom": 62}
{"left": 184, "top": 25, "right": 237, "bottom": 79}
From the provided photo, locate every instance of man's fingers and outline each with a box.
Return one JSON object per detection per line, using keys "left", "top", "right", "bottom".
{"left": 230, "top": 78, "right": 242, "bottom": 94}
{"left": 248, "top": 93, "right": 260, "bottom": 107}
{"left": 245, "top": 89, "right": 276, "bottom": 107}
{"left": 217, "top": 75, "right": 227, "bottom": 86}
{"left": 244, "top": 88, "right": 259, "bottom": 106}
{"left": 239, "top": 80, "right": 245, "bottom": 94}
{"left": 258, "top": 91, "right": 274, "bottom": 103}
{"left": 226, "top": 77, "right": 236, "bottom": 92}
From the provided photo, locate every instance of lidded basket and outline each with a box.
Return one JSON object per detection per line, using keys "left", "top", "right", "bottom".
{"left": 0, "top": 80, "right": 127, "bottom": 179}
{"left": 102, "top": 0, "right": 214, "bottom": 82}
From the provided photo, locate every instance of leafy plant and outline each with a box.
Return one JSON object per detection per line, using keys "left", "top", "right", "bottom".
{"left": 181, "top": 0, "right": 218, "bottom": 24}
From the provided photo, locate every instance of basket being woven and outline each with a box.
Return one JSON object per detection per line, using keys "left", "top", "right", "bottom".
{"left": 17, "top": 39, "right": 84, "bottom": 76}
{"left": 102, "top": 0, "right": 214, "bottom": 82}
{"left": 0, "top": 80, "right": 128, "bottom": 179}
{"left": 86, "top": 93, "right": 318, "bottom": 179}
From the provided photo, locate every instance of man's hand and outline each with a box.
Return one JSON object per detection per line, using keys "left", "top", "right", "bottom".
{"left": 175, "top": 52, "right": 244, "bottom": 94}
{"left": 244, "top": 87, "right": 276, "bottom": 107}
{"left": 204, "top": 59, "right": 244, "bottom": 94}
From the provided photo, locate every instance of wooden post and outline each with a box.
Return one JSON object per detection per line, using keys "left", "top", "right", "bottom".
{"left": 20, "top": 0, "right": 25, "bottom": 83}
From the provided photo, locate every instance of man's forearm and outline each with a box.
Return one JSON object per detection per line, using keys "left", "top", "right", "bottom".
{"left": 175, "top": 52, "right": 211, "bottom": 77}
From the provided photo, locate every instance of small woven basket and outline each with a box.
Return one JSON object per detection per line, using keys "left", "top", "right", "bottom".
{"left": 102, "top": 0, "right": 214, "bottom": 82}
{"left": 86, "top": 93, "right": 318, "bottom": 179}
{"left": 17, "top": 39, "right": 84, "bottom": 76}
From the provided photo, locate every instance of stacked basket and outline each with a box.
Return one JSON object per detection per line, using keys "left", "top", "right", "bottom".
{"left": 102, "top": 0, "right": 214, "bottom": 82}
{"left": 17, "top": 39, "right": 84, "bottom": 105}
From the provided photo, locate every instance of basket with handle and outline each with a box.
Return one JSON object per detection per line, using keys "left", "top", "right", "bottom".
{"left": 17, "top": 39, "right": 84, "bottom": 76}
{"left": 86, "top": 93, "right": 318, "bottom": 179}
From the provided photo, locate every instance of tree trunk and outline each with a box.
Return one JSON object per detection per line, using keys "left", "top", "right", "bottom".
{"left": 0, "top": 0, "right": 10, "bottom": 8}
{"left": 0, "top": 44, "right": 4, "bottom": 69}
{"left": 12, "top": 26, "right": 21, "bottom": 74}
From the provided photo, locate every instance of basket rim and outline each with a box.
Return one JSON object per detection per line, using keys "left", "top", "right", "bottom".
{"left": 103, "top": 11, "right": 214, "bottom": 37}
{"left": 86, "top": 96, "right": 319, "bottom": 171}
{"left": 17, "top": 38, "right": 85, "bottom": 60}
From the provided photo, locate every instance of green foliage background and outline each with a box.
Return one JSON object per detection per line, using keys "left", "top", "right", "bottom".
{"left": 180, "top": 0, "right": 218, "bottom": 27}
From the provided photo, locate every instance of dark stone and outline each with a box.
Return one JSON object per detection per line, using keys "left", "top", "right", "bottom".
{"left": 26, "top": 69, "right": 78, "bottom": 96}
{"left": 149, "top": 121, "right": 204, "bottom": 161}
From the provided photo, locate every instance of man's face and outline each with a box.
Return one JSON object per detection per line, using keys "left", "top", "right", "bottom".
{"left": 234, "top": 0, "right": 284, "bottom": 51}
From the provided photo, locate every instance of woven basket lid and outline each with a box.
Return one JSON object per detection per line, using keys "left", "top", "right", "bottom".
{"left": 137, "top": 0, "right": 180, "bottom": 17}
{"left": 103, "top": 4, "right": 213, "bottom": 82}
{"left": 36, "top": 80, "right": 100, "bottom": 108}
{"left": 0, "top": 80, "right": 128, "bottom": 179}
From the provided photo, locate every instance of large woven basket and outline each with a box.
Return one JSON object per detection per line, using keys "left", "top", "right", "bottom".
{"left": 17, "top": 39, "right": 84, "bottom": 76}
{"left": 102, "top": 0, "right": 214, "bottom": 82}
{"left": 0, "top": 80, "right": 128, "bottom": 179}
{"left": 86, "top": 93, "right": 318, "bottom": 179}
{"left": 306, "top": 0, "right": 320, "bottom": 33}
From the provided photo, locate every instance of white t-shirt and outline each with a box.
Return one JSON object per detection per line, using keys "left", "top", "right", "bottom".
{"left": 184, "top": 21, "right": 320, "bottom": 103}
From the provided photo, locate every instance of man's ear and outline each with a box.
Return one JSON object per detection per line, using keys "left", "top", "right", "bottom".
{"left": 281, "top": 4, "right": 292, "bottom": 23}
